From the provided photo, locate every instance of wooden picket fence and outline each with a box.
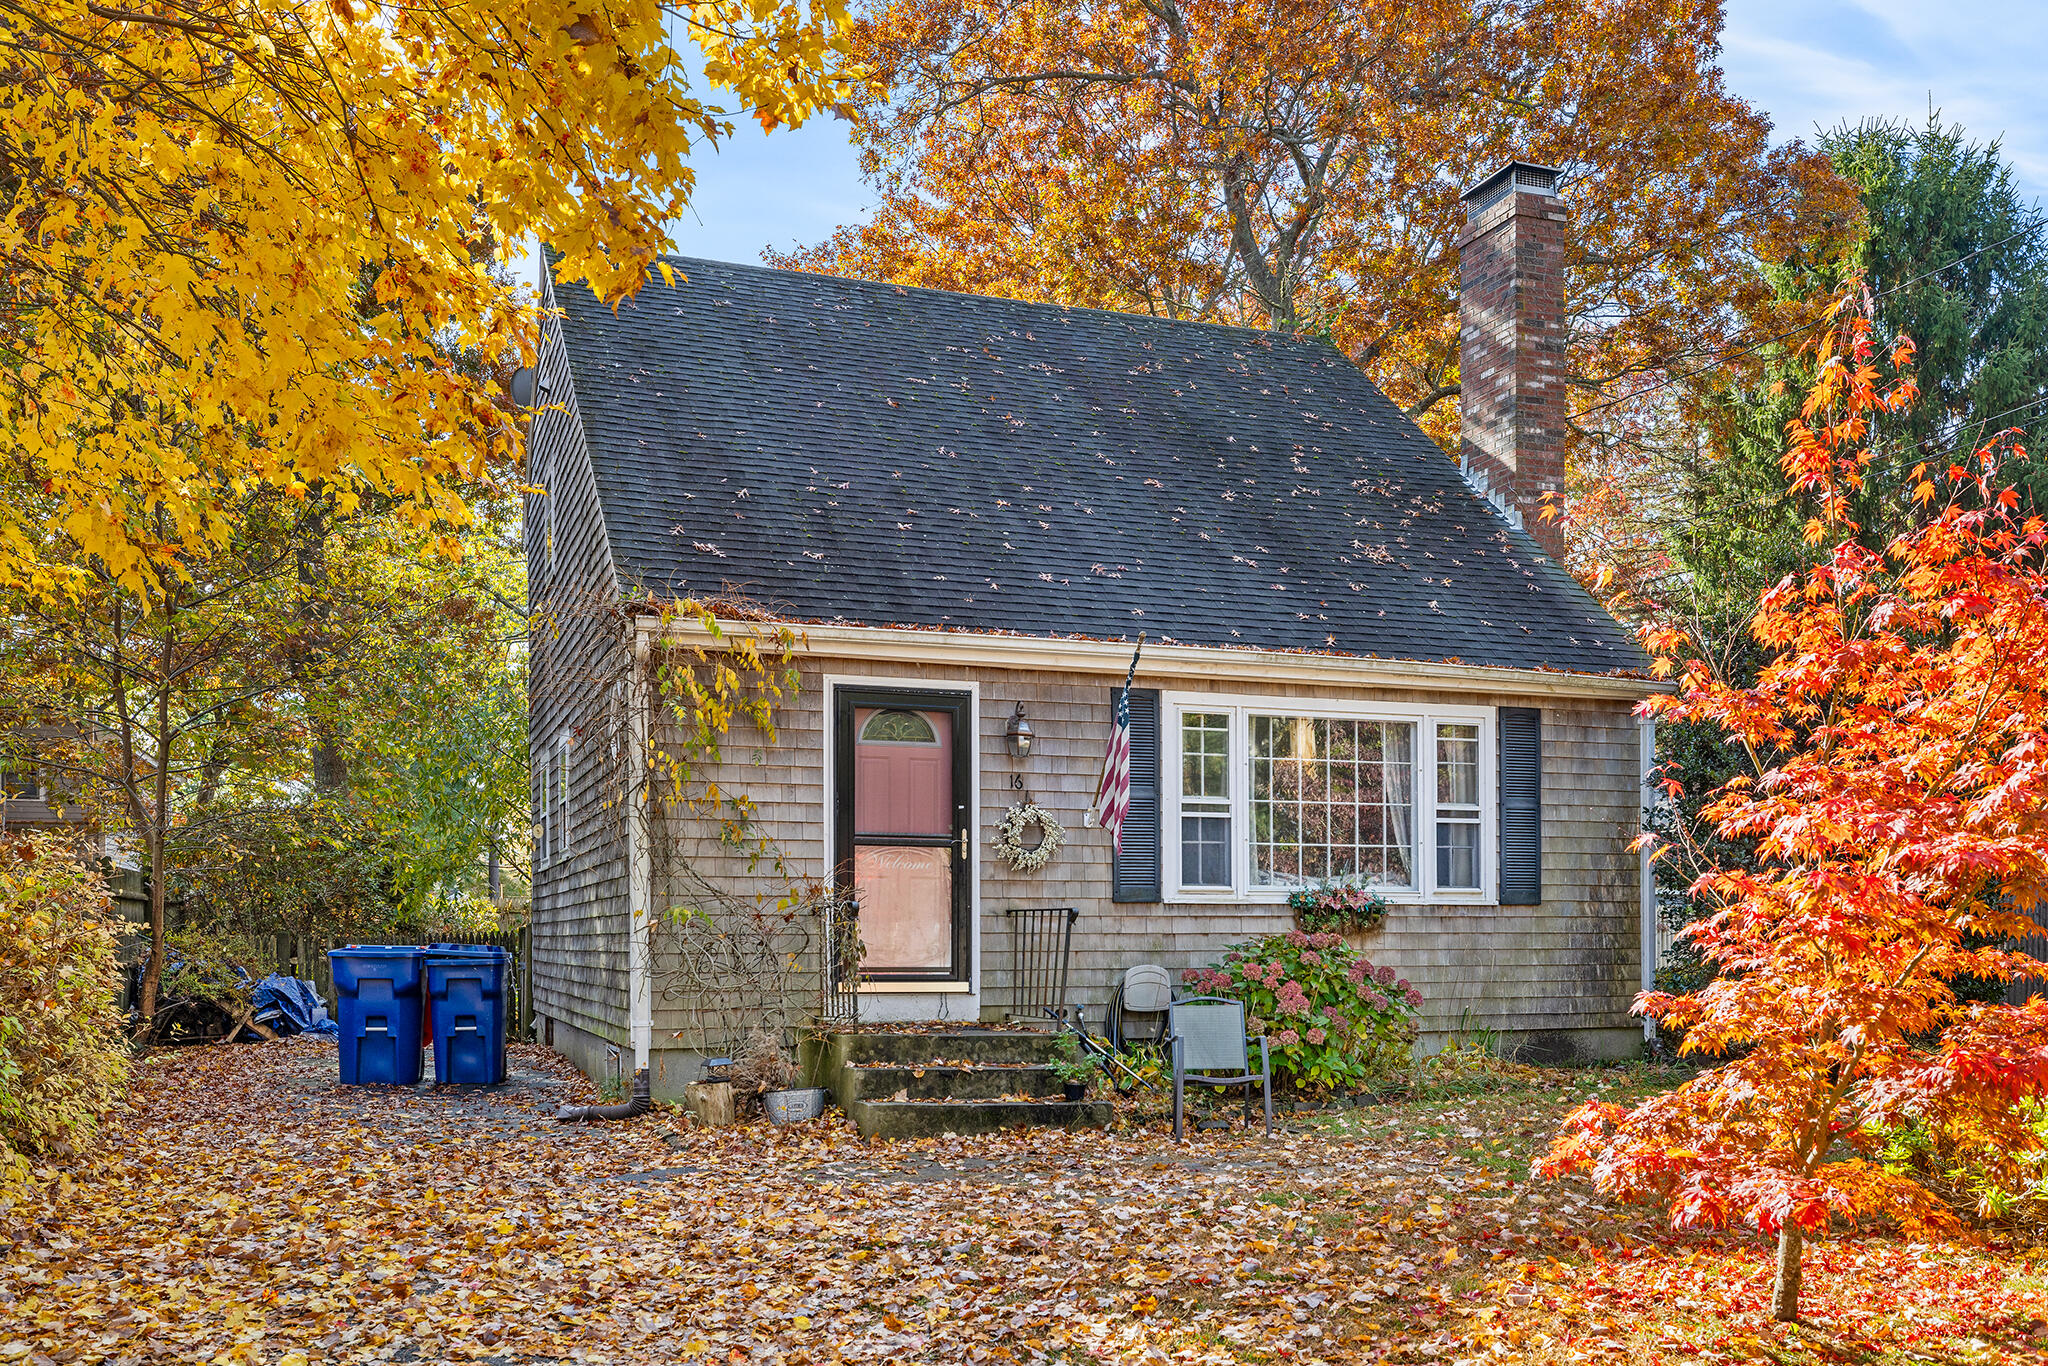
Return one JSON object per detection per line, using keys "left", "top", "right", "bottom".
{"left": 254, "top": 926, "right": 534, "bottom": 1042}
{"left": 2012, "top": 910, "right": 2048, "bottom": 1006}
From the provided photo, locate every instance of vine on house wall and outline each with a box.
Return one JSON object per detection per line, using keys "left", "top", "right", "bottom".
{"left": 587, "top": 595, "right": 857, "bottom": 1058}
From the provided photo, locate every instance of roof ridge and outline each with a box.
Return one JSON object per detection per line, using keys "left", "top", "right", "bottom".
{"left": 652, "top": 254, "right": 1317, "bottom": 347}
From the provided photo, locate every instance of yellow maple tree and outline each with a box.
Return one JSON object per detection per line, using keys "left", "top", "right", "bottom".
{"left": 2, "top": 0, "right": 848, "bottom": 599}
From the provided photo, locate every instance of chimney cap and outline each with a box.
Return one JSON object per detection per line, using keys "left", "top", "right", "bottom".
{"left": 1461, "top": 161, "right": 1565, "bottom": 211}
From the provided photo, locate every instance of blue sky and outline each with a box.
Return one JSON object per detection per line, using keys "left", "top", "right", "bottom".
{"left": 658, "top": 0, "right": 2048, "bottom": 269}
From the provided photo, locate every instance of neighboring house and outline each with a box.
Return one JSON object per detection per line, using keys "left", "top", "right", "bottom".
{"left": 0, "top": 747, "right": 88, "bottom": 838}
{"left": 525, "top": 163, "right": 1664, "bottom": 1095}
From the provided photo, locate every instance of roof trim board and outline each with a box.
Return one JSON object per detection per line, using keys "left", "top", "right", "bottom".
{"left": 633, "top": 617, "right": 1670, "bottom": 701}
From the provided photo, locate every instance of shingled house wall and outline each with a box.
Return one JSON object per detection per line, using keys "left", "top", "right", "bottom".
{"left": 524, "top": 271, "right": 633, "bottom": 1081}
{"left": 635, "top": 653, "right": 1645, "bottom": 1071}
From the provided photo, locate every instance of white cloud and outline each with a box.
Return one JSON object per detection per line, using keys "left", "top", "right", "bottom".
{"left": 1723, "top": 0, "right": 2048, "bottom": 202}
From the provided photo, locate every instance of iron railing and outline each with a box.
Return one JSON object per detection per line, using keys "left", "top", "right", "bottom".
{"left": 1004, "top": 905, "right": 1077, "bottom": 1027}
{"left": 821, "top": 893, "right": 862, "bottom": 1027}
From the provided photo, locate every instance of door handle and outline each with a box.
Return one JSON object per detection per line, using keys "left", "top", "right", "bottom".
{"left": 959, "top": 827, "right": 970, "bottom": 860}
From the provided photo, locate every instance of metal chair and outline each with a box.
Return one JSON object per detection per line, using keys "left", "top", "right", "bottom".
{"left": 1166, "top": 995, "right": 1273, "bottom": 1140}
{"left": 1107, "top": 963, "right": 1173, "bottom": 1048}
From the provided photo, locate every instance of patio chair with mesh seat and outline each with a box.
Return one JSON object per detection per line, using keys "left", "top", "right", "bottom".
{"left": 1166, "top": 995, "right": 1273, "bottom": 1140}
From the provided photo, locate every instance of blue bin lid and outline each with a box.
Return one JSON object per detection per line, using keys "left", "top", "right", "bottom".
{"left": 333, "top": 944, "right": 426, "bottom": 955}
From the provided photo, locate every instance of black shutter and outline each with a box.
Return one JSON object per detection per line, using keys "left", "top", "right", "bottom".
{"left": 1112, "top": 688, "right": 1162, "bottom": 903}
{"left": 1498, "top": 707, "right": 1542, "bottom": 905}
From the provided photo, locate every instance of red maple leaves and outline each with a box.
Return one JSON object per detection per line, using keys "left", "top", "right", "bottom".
{"left": 1544, "top": 293, "right": 2048, "bottom": 1318}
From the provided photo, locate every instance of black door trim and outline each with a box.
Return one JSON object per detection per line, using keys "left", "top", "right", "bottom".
{"left": 833, "top": 686, "right": 973, "bottom": 983}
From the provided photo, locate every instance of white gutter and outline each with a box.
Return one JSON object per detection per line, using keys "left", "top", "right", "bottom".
{"left": 1639, "top": 717, "right": 1659, "bottom": 1044}
{"left": 626, "top": 626, "right": 654, "bottom": 1073}
{"left": 632, "top": 616, "right": 1669, "bottom": 702}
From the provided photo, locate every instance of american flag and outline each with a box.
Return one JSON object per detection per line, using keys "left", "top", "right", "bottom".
{"left": 1088, "top": 637, "right": 1144, "bottom": 853}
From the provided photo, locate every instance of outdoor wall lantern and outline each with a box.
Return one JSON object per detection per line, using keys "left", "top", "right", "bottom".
{"left": 1006, "top": 702, "right": 1034, "bottom": 759}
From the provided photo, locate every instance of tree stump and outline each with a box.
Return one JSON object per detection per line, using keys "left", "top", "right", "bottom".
{"left": 686, "top": 1081, "right": 736, "bottom": 1128}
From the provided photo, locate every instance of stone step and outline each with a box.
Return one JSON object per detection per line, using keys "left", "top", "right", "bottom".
{"left": 827, "top": 1029, "right": 1054, "bottom": 1069}
{"left": 846, "top": 1097, "right": 1111, "bottom": 1140}
{"left": 843, "top": 1063, "right": 1060, "bottom": 1102}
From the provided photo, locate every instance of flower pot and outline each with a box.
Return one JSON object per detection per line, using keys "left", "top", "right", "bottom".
{"left": 1062, "top": 1082, "right": 1087, "bottom": 1102}
{"left": 762, "top": 1086, "right": 828, "bottom": 1125}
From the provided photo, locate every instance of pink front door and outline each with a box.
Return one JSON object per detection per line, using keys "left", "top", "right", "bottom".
{"left": 836, "top": 690, "right": 970, "bottom": 981}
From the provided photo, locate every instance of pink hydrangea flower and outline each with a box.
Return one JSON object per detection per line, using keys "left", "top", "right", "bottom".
{"left": 1300, "top": 950, "right": 1323, "bottom": 967}
{"left": 1374, "top": 965, "right": 1397, "bottom": 986}
{"left": 1364, "top": 991, "right": 1386, "bottom": 1011}
{"left": 1347, "top": 962, "right": 1369, "bottom": 985}
{"left": 1405, "top": 988, "right": 1423, "bottom": 1008}
{"left": 1305, "top": 1027, "right": 1327, "bottom": 1045}
{"left": 1275, "top": 981, "right": 1311, "bottom": 1016}
{"left": 1277, "top": 1029, "right": 1301, "bottom": 1046}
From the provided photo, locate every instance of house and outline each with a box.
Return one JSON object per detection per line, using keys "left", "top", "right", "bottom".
{"left": 0, "top": 741, "right": 90, "bottom": 840}
{"left": 524, "top": 162, "right": 1663, "bottom": 1097}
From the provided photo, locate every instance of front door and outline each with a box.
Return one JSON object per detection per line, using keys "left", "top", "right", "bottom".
{"left": 834, "top": 688, "right": 972, "bottom": 983}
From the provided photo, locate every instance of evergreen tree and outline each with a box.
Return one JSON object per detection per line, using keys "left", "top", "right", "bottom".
{"left": 1652, "top": 115, "right": 2048, "bottom": 1005}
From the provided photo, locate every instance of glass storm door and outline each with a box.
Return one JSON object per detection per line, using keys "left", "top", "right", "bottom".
{"left": 834, "top": 688, "right": 971, "bottom": 983}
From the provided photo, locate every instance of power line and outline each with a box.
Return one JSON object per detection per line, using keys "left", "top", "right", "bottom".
{"left": 1576, "top": 215, "right": 2048, "bottom": 421}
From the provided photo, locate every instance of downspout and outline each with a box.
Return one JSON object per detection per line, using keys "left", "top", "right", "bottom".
{"left": 628, "top": 621, "right": 654, "bottom": 1077}
{"left": 557, "top": 1066, "right": 651, "bottom": 1122}
{"left": 1639, "top": 717, "right": 1658, "bottom": 1047}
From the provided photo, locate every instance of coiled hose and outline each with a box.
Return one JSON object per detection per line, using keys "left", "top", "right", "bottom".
{"left": 556, "top": 1067, "right": 651, "bottom": 1122}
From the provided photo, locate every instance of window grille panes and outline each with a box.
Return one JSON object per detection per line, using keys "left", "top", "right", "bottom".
{"left": 1435, "top": 723, "right": 1481, "bottom": 890}
{"left": 860, "top": 709, "right": 938, "bottom": 745}
{"left": 1180, "top": 712, "right": 1231, "bottom": 887}
{"left": 1249, "top": 716, "right": 1414, "bottom": 888}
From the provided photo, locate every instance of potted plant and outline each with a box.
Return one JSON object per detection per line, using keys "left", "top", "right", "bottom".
{"left": 1045, "top": 1029, "right": 1102, "bottom": 1101}
{"left": 1287, "top": 876, "right": 1390, "bottom": 936}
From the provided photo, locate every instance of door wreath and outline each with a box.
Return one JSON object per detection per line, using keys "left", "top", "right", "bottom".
{"left": 993, "top": 801, "right": 1065, "bottom": 872}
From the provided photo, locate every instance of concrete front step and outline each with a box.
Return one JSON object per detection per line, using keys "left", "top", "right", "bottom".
{"left": 829, "top": 1029, "right": 1054, "bottom": 1069}
{"left": 847, "top": 1097, "right": 1111, "bottom": 1140}
{"left": 844, "top": 1063, "right": 1059, "bottom": 1102}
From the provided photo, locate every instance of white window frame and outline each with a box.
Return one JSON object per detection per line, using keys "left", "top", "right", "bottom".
{"left": 535, "top": 756, "right": 551, "bottom": 870}
{"left": 1161, "top": 692, "right": 1497, "bottom": 905}
{"left": 553, "top": 733, "right": 571, "bottom": 861}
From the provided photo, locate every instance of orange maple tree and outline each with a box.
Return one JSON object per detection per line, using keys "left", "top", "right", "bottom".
{"left": 778, "top": 0, "right": 1855, "bottom": 451}
{"left": 1542, "top": 301, "right": 2048, "bottom": 1321}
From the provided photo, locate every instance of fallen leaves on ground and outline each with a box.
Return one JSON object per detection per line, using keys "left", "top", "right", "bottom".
{"left": 0, "top": 1040, "right": 2041, "bottom": 1365}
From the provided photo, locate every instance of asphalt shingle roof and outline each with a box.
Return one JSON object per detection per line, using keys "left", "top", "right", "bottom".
{"left": 553, "top": 256, "right": 1646, "bottom": 676}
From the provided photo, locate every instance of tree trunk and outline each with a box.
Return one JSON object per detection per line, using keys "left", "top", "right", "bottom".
{"left": 138, "top": 830, "right": 165, "bottom": 1033}
{"left": 296, "top": 503, "right": 349, "bottom": 797}
{"left": 1772, "top": 1223, "right": 1802, "bottom": 1323}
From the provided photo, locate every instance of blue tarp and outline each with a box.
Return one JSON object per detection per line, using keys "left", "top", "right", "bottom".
{"left": 252, "top": 974, "right": 339, "bottom": 1036}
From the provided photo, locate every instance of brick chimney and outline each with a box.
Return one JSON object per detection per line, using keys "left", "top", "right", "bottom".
{"left": 1457, "top": 161, "right": 1567, "bottom": 562}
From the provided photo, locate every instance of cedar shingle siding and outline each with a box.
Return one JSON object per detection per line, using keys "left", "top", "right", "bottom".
{"left": 525, "top": 255, "right": 1657, "bottom": 1079}
{"left": 643, "top": 659, "right": 1644, "bottom": 1051}
{"left": 526, "top": 269, "right": 632, "bottom": 1056}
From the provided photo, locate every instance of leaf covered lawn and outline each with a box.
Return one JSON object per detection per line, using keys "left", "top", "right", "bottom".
{"left": 2, "top": 1039, "right": 2043, "bottom": 1365}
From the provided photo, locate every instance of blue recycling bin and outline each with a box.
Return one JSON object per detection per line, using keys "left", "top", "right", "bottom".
{"left": 329, "top": 946, "right": 426, "bottom": 1085}
{"left": 425, "top": 945, "right": 510, "bottom": 1085}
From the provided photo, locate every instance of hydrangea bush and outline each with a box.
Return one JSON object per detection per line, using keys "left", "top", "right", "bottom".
{"left": 1182, "top": 931, "right": 1422, "bottom": 1094}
